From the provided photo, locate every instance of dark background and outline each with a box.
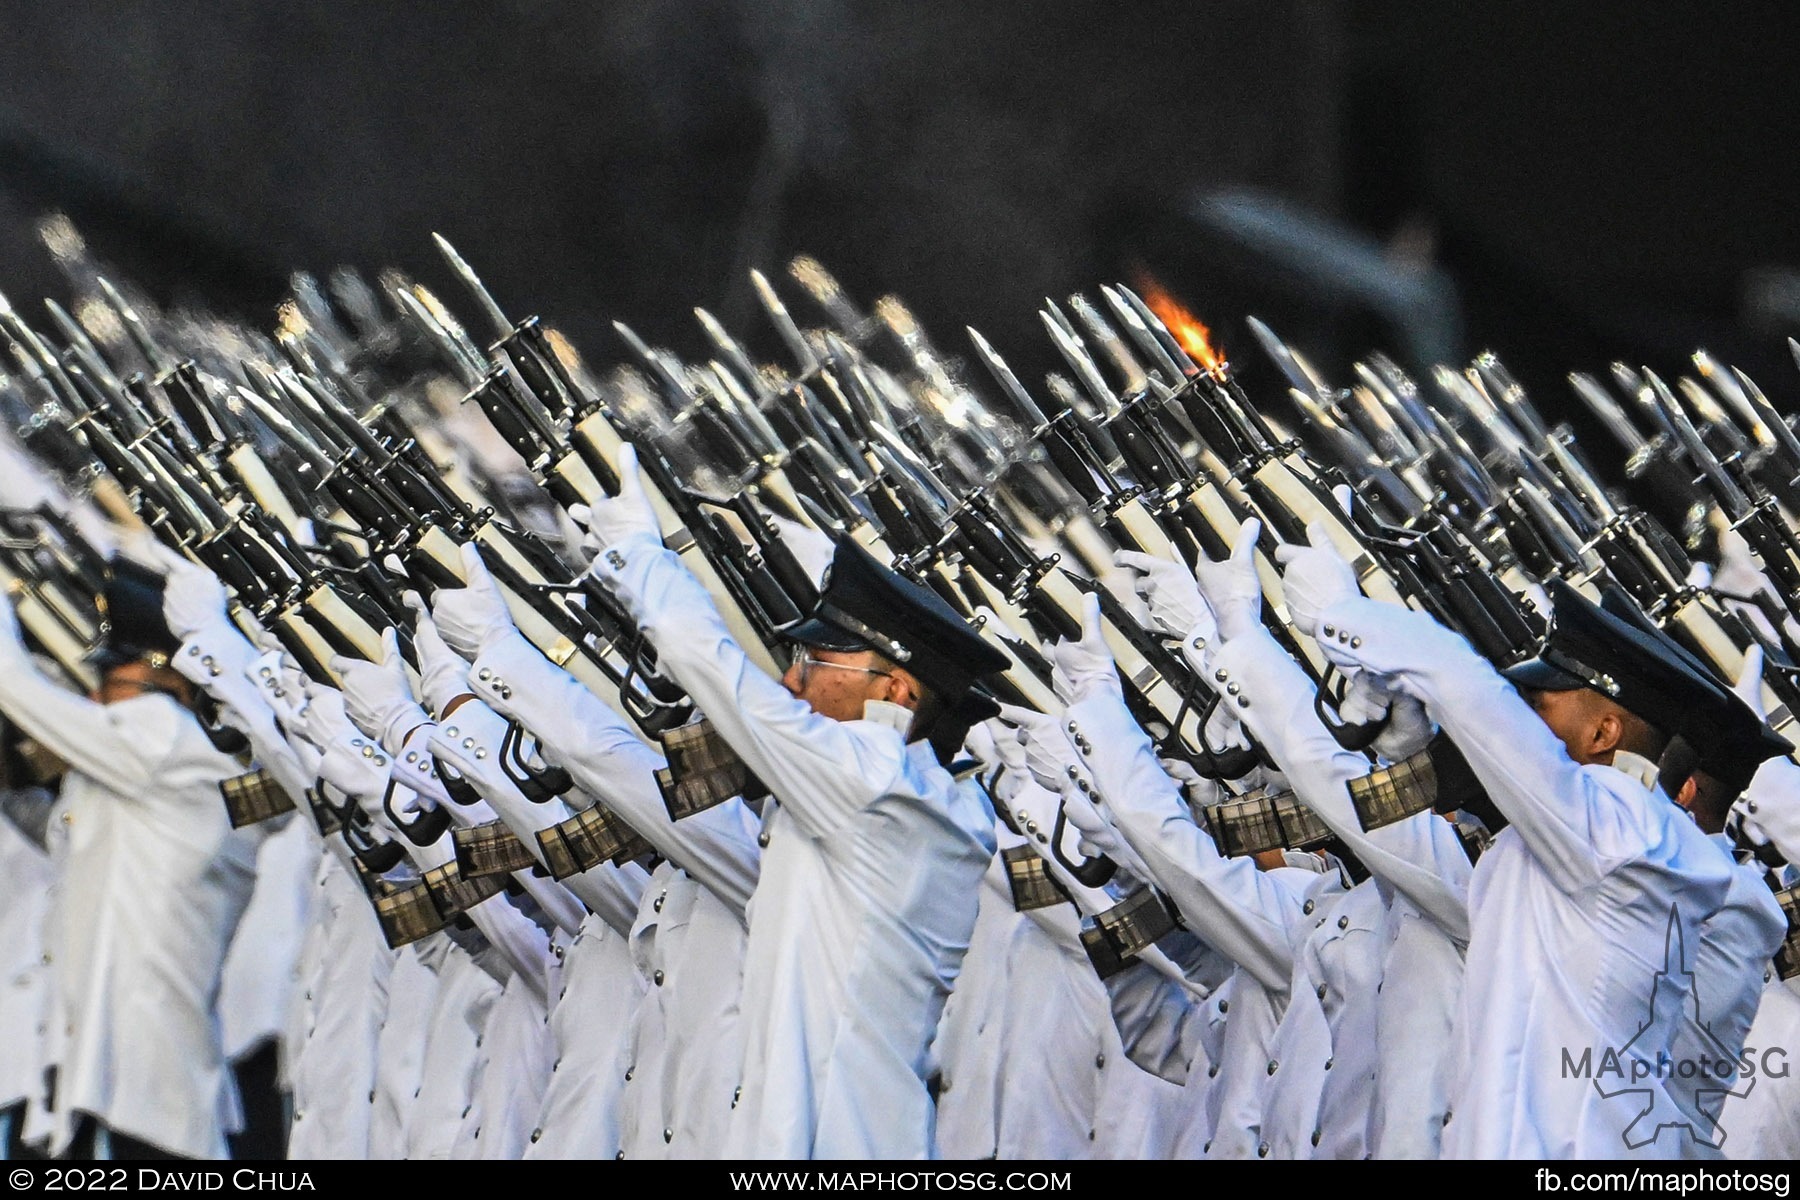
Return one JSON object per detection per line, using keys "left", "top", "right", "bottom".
{"left": 4, "top": 1, "right": 1799, "bottom": 448}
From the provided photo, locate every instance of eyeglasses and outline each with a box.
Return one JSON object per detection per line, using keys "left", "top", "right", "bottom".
{"left": 788, "top": 647, "right": 892, "bottom": 689}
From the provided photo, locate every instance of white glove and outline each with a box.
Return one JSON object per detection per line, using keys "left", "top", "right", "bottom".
{"left": 1739, "top": 757, "right": 1800, "bottom": 864}
{"left": 1055, "top": 769, "right": 1150, "bottom": 887}
{"left": 406, "top": 593, "right": 473, "bottom": 716}
{"left": 424, "top": 700, "right": 518, "bottom": 806}
{"left": 566, "top": 443, "right": 661, "bottom": 557}
{"left": 997, "top": 704, "right": 1151, "bottom": 885}
{"left": 997, "top": 702, "right": 1083, "bottom": 796}
{"left": 390, "top": 723, "right": 456, "bottom": 811}
{"left": 1201, "top": 695, "right": 1252, "bottom": 754}
{"left": 331, "top": 628, "right": 428, "bottom": 751}
{"left": 1274, "top": 520, "right": 1360, "bottom": 639}
{"left": 1113, "top": 549, "right": 1206, "bottom": 638}
{"left": 1732, "top": 645, "right": 1769, "bottom": 719}
{"left": 1192, "top": 519, "right": 1264, "bottom": 641}
{"left": 295, "top": 679, "right": 353, "bottom": 750}
{"left": 977, "top": 715, "right": 1032, "bottom": 804}
{"left": 0, "top": 435, "right": 59, "bottom": 511}
{"left": 146, "top": 543, "right": 232, "bottom": 639}
{"left": 1159, "top": 755, "right": 1223, "bottom": 810}
{"left": 1048, "top": 592, "right": 1119, "bottom": 705}
{"left": 430, "top": 543, "right": 519, "bottom": 659}
{"left": 247, "top": 648, "right": 309, "bottom": 729}
{"left": 1340, "top": 670, "right": 1435, "bottom": 761}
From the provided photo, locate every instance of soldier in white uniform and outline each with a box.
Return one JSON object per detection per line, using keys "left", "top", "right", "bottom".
{"left": 1293, "top": 565, "right": 1738, "bottom": 1158}
{"left": 579, "top": 446, "right": 1007, "bottom": 1159}
{"left": 0, "top": 562, "right": 258, "bottom": 1160}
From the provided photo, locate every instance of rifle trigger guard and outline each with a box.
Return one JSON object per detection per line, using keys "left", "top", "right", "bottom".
{"left": 1315, "top": 662, "right": 1388, "bottom": 753}
{"left": 1189, "top": 688, "right": 1263, "bottom": 781}
{"left": 1050, "top": 803, "right": 1117, "bottom": 889}
{"left": 431, "top": 755, "right": 486, "bottom": 808}
{"left": 384, "top": 775, "right": 453, "bottom": 845}
{"left": 498, "top": 720, "right": 572, "bottom": 803}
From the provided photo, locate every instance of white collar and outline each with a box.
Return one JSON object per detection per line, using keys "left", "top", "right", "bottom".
{"left": 861, "top": 699, "right": 915, "bottom": 736}
{"left": 1610, "top": 750, "right": 1660, "bottom": 791}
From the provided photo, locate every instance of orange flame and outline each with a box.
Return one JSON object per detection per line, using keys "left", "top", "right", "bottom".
{"left": 1132, "top": 271, "right": 1224, "bottom": 375}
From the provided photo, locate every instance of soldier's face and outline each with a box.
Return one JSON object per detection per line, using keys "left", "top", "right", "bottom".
{"left": 781, "top": 645, "right": 900, "bottom": 723}
{"left": 1521, "top": 686, "right": 1612, "bottom": 765}
{"left": 94, "top": 661, "right": 193, "bottom": 709}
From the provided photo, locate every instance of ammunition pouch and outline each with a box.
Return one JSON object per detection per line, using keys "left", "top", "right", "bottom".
{"left": 654, "top": 718, "right": 767, "bottom": 821}
{"left": 534, "top": 803, "right": 652, "bottom": 879}
{"left": 219, "top": 768, "right": 297, "bottom": 828}
{"left": 454, "top": 819, "right": 539, "bottom": 878}
{"left": 1002, "top": 844, "right": 1071, "bottom": 912}
{"left": 1080, "top": 887, "right": 1183, "bottom": 979}
{"left": 1205, "top": 790, "right": 1332, "bottom": 857}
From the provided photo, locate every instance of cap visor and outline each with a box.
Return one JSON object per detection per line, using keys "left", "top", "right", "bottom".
{"left": 1502, "top": 657, "right": 1587, "bottom": 693}
{"left": 781, "top": 617, "right": 872, "bottom": 653}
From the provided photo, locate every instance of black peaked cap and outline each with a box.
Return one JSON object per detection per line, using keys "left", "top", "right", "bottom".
{"left": 1597, "top": 587, "right": 1791, "bottom": 790}
{"left": 1501, "top": 579, "right": 1731, "bottom": 742}
{"left": 784, "top": 534, "right": 1009, "bottom": 708}
{"left": 90, "top": 555, "right": 180, "bottom": 670}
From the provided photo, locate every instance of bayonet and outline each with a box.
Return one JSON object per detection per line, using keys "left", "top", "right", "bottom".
{"left": 1569, "top": 373, "right": 1650, "bottom": 459}
{"left": 1694, "top": 351, "right": 1775, "bottom": 455}
{"left": 95, "top": 277, "right": 174, "bottom": 377}
{"left": 789, "top": 255, "right": 870, "bottom": 341}
{"left": 695, "top": 307, "right": 769, "bottom": 402}
{"left": 1648, "top": 369, "right": 1754, "bottom": 518}
{"left": 1068, "top": 294, "right": 1147, "bottom": 394}
{"left": 751, "top": 269, "right": 819, "bottom": 376}
{"left": 44, "top": 299, "right": 124, "bottom": 396}
{"left": 1041, "top": 311, "right": 1120, "bottom": 420}
{"left": 1101, "top": 285, "right": 1186, "bottom": 384}
{"left": 1117, "top": 284, "right": 1196, "bottom": 376}
{"left": 968, "top": 327, "right": 1052, "bottom": 428}
{"left": 1733, "top": 366, "right": 1800, "bottom": 482}
{"left": 432, "top": 233, "right": 513, "bottom": 344}
{"left": 396, "top": 282, "right": 491, "bottom": 389}
{"left": 1677, "top": 376, "right": 1753, "bottom": 460}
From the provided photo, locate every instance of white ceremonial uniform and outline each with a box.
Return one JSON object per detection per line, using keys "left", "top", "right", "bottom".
{"left": 982, "top": 778, "right": 1199, "bottom": 1159}
{"left": 406, "top": 936, "right": 504, "bottom": 1160}
{"left": 617, "top": 861, "right": 673, "bottom": 1161}
{"left": 1720, "top": 974, "right": 1800, "bottom": 1158}
{"left": 1370, "top": 898, "right": 1467, "bottom": 1157}
{"left": 0, "top": 806, "right": 56, "bottom": 1142}
{"left": 368, "top": 938, "right": 440, "bottom": 1159}
{"left": 1062, "top": 687, "right": 1343, "bottom": 1158}
{"left": 0, "top": 667, "right": 259, "bottom": 1160}
{"left": 524, "top": 908, "right": 646, "bottom": 1159}
{"left": 470, "top": 629, "right": 762, "bottom": 1158}
{"left": 1203, "top": 628, "right": 1473, "bottom": 1158}
{"left": 454, "top": 937, "right": 558, "bottom": 1159}
{"left": 284, "top": 846, "right": 391, "bottom": 1159}
{"left": 1003, "top": 897, "right": 1190, "bottom": 1160}
{"left": 221, "top": 815, "right": 312, "bottom": 1065}
{"left": 594, "top": 532, "right": 994, "bottom": 1159}
{"left": 1100, "top": 933, "right": 1227, "bottom": 1155}
{"left": 1663, "top": 840, "right": 1785, "bottom": 1157}
{"left": 1090, "top": 1024, "right": 1189, "bottom": 1160}
{"left": 994, "top": 896, "right": 1111, "bottom": 1159}
{"left": 618, "top": 864, "right": 752, "bottom": 1159}
{"left": 1316, "top": 595, "right": 1735, "bottom": 1159}
{"left": 930, "top": 838, "right": 1019, "bottom": 1160}
{"left": 1296, "top": 879, "right": 1384, "bottom": 1158}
